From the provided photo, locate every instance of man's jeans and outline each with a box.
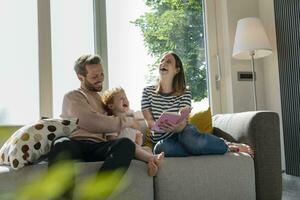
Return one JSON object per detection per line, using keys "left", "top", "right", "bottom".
{"left": 154, "top": 124, "right": 228, "bottom": 156}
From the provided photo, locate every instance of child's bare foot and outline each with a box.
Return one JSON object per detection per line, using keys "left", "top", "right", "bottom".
{"left": 146, "top": 152, "right": 164, "bottom": 176}
{"left": 154, "top": 152, "right": 164, "bottom": 168}
{"left": 229, "top": 143, "right": 254, "bottom": 158}
{"left": 147, "top": 160, "right": 158, "bottom": 177}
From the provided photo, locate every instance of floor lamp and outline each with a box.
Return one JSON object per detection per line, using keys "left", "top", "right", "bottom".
{"left": 232, "top": 17, "right": 272, "bottom": 110}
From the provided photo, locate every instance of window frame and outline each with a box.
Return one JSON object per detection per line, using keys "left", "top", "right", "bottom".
{"left": 37, "top": 0, "right": 53, "bottom": 118}
{"left": 204, "top": 0, "right": 223, "bottom": 114}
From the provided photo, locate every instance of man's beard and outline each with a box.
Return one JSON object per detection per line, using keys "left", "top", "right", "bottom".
{"left": 84, "top": 80, "right": 102, "bottom": 92}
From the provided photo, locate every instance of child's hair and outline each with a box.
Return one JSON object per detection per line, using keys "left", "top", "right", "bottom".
{"left": 101, "top": 87, "right": 125, "bottom": 116}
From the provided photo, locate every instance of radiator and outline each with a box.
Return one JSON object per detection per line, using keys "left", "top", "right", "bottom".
{"left": 274, "top": 0, "right": 300, "bottom": 176}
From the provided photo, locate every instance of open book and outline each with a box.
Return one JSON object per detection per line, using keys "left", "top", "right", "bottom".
{"left": 151, "top": 107, "right": 192, "bottom": 133}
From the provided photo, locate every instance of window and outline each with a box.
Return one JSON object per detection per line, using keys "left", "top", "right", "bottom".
{"left": 0, "top": 0, "right": 215, "bottom": 126}
{"left": 106, "top": 0, "right": 154, "bottom": 111}
{"left": 51, "top": 0, "right": 95, "bottom": 117}
{"left": 0, "top": 0, "right": 39, "bottom": 125}
{"left": 106, "top": 0, "right": 209, "bottom": 111}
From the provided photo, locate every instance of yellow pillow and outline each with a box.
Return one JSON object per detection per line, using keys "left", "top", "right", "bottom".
{"left": 188, "top": 107, "right": 213, "bottom": 134}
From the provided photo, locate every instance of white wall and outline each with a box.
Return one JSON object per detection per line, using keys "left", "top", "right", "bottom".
{"left": 216, "top": 0, "right": 285, "bottom": 169}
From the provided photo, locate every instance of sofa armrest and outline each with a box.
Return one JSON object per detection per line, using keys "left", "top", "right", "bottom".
{"left": 212, "top": 111, "right": 282, "bottom": 200}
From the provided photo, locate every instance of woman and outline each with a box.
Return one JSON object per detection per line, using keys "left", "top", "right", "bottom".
{"left": 141, "top": 51, "right": 253, "bottom": 157}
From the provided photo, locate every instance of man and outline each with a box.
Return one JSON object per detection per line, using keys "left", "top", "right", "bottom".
{"left": 48, "top": 54, "right": 139, "bottom": 196}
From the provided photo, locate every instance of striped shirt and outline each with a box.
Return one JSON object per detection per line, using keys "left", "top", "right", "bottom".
{"left": 141, "top": 85, "right": 192, "bottom": 144}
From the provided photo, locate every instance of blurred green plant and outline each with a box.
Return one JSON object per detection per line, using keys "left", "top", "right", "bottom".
{"left": 15, "top": 160, "right": 76, "bottom": 200}
{"left": 74, "top": 169, "right": 127, "bottom": 200}
{"left": 0, "top": 192, "right": 15, "bottom": 200}
{"left": 0, "top": 161, "right": 127, "bottom": 200}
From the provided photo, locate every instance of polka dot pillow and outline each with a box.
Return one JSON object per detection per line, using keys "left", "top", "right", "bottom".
{"left": 0, "top": 118, "right": 78, "bottom": 170}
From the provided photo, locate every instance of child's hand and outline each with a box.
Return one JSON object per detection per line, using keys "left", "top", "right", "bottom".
{"left": 135, "top": 131, "right": 143, "bottom": 146}
{"left": 124, "top": 117, "right": 140, "bottom": 130}
{"left": 146, "top": 120, "right": 155, "bottom": 129}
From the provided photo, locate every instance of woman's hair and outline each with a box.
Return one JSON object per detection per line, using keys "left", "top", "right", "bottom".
{"left": 101, "top": 87, "right": 125, "bottom": 116}
{"left": 156, "top": 51, "right": 186, "bottom": 96}
{"left": 74, "top": 54, "right": 102, "bottom": 76}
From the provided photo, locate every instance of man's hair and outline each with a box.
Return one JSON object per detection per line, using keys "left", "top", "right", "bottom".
{"left": 74, "top": 54, "right": 102, "bottom": 76}
{"left": 156, "top": 51, "right": 186, "bottom": 96}
{"left": 101, "top": 87, "right": 125, "bottom": 116}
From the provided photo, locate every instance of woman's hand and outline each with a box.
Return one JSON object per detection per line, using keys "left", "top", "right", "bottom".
{"left": 159, "top": 119, "right": 187, "bottom": 133}
{"left": 179, "top": 106, "right": 191, "bottom": 114}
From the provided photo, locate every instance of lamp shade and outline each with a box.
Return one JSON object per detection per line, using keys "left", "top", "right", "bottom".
{"left": 232, "top": 17, "right": 272, "bottom": 60}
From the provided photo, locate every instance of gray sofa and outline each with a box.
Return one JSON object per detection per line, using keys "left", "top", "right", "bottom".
{"left": 0, "top": 111, "right": 282, "bottom": 200}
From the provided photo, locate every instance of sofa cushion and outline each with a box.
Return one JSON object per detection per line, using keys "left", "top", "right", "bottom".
{"left": 0, "top": 118, "right": 78, "bottom": 170}
{"left": 154, "top": 154, "right": 255, "bottom": 200}
{"left": 188, "top": 107, "right": 213, "bottom": 133}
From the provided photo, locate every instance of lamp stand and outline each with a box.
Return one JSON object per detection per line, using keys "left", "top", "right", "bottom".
{"left": 250, "top": 51, "right": 257, "bottom": 110}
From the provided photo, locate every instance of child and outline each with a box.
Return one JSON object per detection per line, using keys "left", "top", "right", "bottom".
{"left": 102, "top": 87, "right": 164, "bottom": 176}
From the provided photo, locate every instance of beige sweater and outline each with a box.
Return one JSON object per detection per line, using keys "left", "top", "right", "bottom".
{"left": 61, "top": 88, "right": 127, "bottom": 142}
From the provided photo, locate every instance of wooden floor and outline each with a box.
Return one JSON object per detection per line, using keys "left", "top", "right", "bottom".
{"left": 282, "top": 173, "right": 300, "bottom": 200}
